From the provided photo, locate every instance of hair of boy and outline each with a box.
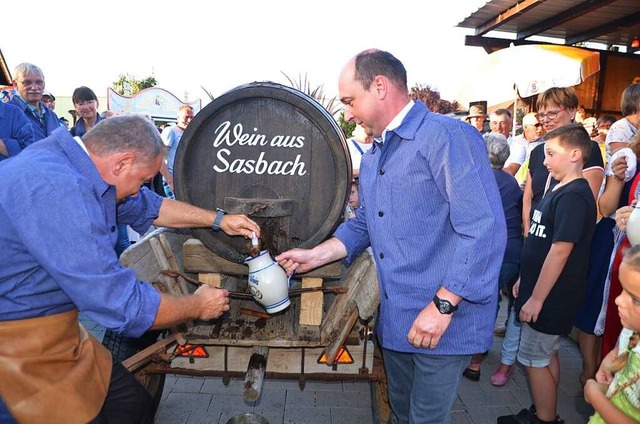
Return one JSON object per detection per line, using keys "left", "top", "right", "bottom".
{"left": 177, "top": 104, "right": 193, "bottom": 114}
{"left": 483, "top": 133, "right": 510, "bottom": 169}
{"left": 536, "top": 87, "right": 579, "bottom": 111}
{"left": 621, "top": 83, "right": 640, "bottom": 116}
{"left": 543, "top": 123, "right": 592, "bottom": 164}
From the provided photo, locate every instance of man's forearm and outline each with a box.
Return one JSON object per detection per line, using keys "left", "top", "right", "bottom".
{"left": 154, "top": 198, "right": 215, "bottom": 228}
{"left": 150, "top": 293, "right": 202, "bottom": 329}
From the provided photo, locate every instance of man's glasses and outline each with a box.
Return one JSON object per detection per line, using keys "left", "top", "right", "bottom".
{"left": 538, "top": 109, "right": 565, "bottom": 120}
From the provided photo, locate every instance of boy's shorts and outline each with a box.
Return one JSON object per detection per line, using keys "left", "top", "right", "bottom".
{"left": 517, "top": 323, "right": 560, "bottom": 367}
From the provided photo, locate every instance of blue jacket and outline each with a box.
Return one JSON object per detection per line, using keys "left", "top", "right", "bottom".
{"left": 0, "top": 101, "right": 34, "bottom": 161}
{"left": 8, "top": 96, "right": 60, "bottom": 141}
{"left": 334, "top": 101, "right": 506, "bottom": 355}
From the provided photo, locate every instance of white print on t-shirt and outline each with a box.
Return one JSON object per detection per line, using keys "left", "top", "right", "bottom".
{"left": 529, "top": 209, "right": 547, "bottom": 238}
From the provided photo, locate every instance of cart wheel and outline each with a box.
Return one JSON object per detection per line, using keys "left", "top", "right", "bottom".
{"left": 370, "top": 333, "right": 394, "bottom": 424}
{"left": 102, "top": 329, "right": 166, "bottom": 411}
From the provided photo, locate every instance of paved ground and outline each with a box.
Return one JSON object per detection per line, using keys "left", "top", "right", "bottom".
{"left": 81, "top": 296, "right": 595, "bottom": 424}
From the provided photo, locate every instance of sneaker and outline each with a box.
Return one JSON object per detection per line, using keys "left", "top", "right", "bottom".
{"left": 490, "top": 365, "right": 514, "bottom": 386}
{"left": 494, "top": 323, "right": 507, "bottom": 337}
{"left": 497, "top": 408, "right": 537, "bottom": 424}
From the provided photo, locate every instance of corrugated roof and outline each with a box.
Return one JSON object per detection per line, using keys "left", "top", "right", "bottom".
{"left": 457, "top": 0, "right": 640, "bottom": 53}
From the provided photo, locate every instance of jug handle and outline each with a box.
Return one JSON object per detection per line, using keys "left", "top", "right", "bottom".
{"left": 287, "top": 271, "right": 294, "bottom": 289}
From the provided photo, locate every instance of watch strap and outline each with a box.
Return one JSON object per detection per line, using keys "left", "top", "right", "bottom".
{"left": 212, "top": 208, "right": 226, "bottom": 231}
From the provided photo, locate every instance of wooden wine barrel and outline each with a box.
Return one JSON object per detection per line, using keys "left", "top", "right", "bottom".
{"left": 173, "top": 82, "right": 351, "bottom": 263}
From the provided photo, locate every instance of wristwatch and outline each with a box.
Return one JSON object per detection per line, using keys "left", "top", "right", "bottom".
{"left": 433, "top": 295, "right": 458, "bottom": 314}
{"left": 211, "top": 208, "right": 227, "bottom": 231}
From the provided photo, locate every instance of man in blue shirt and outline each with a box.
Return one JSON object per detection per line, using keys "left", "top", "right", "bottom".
{"left": 0, "top": 100, "right": 34, "bottom": 160}
{"left": 276, "top": 49, "right": 506, "bottom": 424}
{"left": 8, "top": 63, "right": 61, "bottom": 141}
{"left": 161, "top": 104, "right": 195, "bottom": 198}
{"left": 0, "top": 115, "right": 260, "bottom": 423}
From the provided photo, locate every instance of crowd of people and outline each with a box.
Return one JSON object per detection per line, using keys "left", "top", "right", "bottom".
{"left": 1, "top": 52, "right": 640, "bottom": 424}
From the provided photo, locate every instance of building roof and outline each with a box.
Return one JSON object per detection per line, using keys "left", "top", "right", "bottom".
{"left": 457, "top": 0, "right": 640, "bottom": 54}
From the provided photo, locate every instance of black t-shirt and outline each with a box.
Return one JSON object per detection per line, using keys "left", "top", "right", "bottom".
{"left": 528, "top": 140, "right": 603, "bottom": 212}
{"left": 515, "top": 178, "right": 596, "bottom": 335}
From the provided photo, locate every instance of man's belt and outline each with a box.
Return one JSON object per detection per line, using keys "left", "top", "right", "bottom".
{"left": 0, "top": 309, "right": 112, "bottom": 423}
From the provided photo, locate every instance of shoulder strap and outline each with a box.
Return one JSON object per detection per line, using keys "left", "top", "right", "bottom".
{"left": 351, "top": 139, "right": 365, "bottom": 155}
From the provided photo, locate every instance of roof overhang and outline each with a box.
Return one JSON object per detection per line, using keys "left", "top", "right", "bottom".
{"left": 457, "top": 0, "right": 640, "bottom": 55}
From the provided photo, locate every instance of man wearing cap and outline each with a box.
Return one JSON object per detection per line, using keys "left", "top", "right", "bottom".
{"left": 9, "top": 63, "right": 61, "bottom": 141}
{"left": 514, "top": 112, "right": 545, "bottom": 187}
{"left": 465, "top": 104, "right": 487, "bottom": 133}
{"left": 491, "top": 109, "right": 526, "bottom": 176}
{"left": 42, "top": 90, "right": 56, "bottom": 110}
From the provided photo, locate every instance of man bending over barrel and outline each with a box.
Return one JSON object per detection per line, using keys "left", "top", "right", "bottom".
{"left": 0, "top": 115, "right": 260, "bottom": 423}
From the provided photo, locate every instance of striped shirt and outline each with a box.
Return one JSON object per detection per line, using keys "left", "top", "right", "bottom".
{"left": 334, "top": 101, "right": 507, "bottom": 355}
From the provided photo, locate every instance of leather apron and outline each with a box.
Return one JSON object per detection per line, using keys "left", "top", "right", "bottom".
{"left": 0, "top": 310, "right": 112, "bottom": 423}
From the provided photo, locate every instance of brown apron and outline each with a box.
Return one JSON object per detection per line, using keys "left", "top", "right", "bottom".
{"left": 0, "top": 310, "right": 112, "bottom": 423}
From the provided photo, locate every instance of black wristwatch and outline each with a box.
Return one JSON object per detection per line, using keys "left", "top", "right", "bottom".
{"left": 433, "top": 295, "right": 458, "bottom": 314}
{"left": 211, "top": 208, "right": 227, "bottom": 231}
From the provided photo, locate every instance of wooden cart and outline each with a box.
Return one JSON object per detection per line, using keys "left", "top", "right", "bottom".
{"left": 113, "top": 228, "right": 391, "bottom": 423}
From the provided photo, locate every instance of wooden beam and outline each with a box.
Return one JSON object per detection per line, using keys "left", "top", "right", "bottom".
{"left": 183, "top": 238, "right": 343, "bottom": 278}
{"left": 566, "top": 11, "right": 640, "bottom": 45}
{"left": 198, "top": 273, "right": 222, "bottom": 288}
{"left": 516, "top": 0, "right": 616, "bottom": 41}
{"left": 475, "top": 0, "right": 544, "bottom": 36}
{"left": 299, "top": 277, "right": 324, "bottom": 336}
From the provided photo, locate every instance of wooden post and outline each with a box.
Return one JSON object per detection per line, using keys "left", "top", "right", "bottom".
{"left": 198, "top": 273, "right": 221, "bottom": 288}
{"left": 299, "top": 277, "right": 323, "bottom": 338}
{"left": 243, "top": 346, "right": 269, "bottom": 401}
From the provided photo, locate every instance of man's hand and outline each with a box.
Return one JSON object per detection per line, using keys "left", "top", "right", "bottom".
{"left": 519, "top": 297, "right": 543, "bottom": 323}
{"left": 275, "top": 238, "right": 347, "bottom": 276}
{"left": 193, "top": 284, "right": 230, "bottom": 320}
{"left": 275, "top": 248, "right": 321, "bottom": 276}
{"left": 406, "top": 302, "right": 453, "bottom": 349}
{"left": 220, "top": 214, "right": 260, "bottom": 239}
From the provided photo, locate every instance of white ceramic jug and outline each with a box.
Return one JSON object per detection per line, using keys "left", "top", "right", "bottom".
{"left": 626, "top": 205, "right": 640, "bottom": 246}
{"left": 244, "top": 250, "right": 291, "bottom": 314}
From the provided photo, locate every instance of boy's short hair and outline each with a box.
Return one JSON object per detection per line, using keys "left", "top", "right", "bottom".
{"left": 543, "top": 123, "right": 592, "bottom": 164}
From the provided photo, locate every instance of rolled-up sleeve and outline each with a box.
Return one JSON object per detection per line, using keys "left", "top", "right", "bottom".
{"left": 116, "top": 187, "right": 164, "bottom": 234}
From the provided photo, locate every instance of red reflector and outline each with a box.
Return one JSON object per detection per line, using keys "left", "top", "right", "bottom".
{"left": 173, "top": 343, "right": 209, "bottom": 358}
{"left": 317, "top": 345, "right": 354, "bottom": 364}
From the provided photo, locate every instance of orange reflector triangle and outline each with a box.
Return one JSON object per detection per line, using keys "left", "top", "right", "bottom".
{"left": 174, "top": 343, "right": 209, "bottom": 358}
{"left": 317, "top": 345, "right": 354, "bottom": 364}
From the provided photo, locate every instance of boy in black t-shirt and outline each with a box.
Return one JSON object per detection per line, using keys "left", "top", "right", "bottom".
{"left": 498, "top": 124, "right": 597, "bottom": 424}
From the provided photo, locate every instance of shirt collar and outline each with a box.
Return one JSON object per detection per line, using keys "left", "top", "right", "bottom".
{"left": 380, "top": 100, "right": 415, "bottom": 144}
{"left": 73, "top": 136, "right": 89, "bottom": 154}
{"left": 14, "top": 93, "right": 44, "bottom": 116}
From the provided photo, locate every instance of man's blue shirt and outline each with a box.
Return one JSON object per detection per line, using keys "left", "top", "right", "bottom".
{"left": 0, "top": 128, "right": 163, "bottom": 337}
{"left": 334, "top": 101, "right": 507, "bottom": 355}
{"left": 0, "top": 101, "right": 34, "bottom": 160}
{"left": 8, "top": 95, "right": 61, "bottom": 142}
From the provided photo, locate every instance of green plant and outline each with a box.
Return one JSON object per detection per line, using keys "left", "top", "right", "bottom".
{"left": 408, "top": 84, "right": 461, "bottom": 115}
{"left": 112, "top": 73, "right": 157, "bottom": 95}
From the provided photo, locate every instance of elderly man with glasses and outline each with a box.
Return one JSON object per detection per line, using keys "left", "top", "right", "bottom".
{"left": 8, "top": 63, "right": 61, "bottom": 141}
